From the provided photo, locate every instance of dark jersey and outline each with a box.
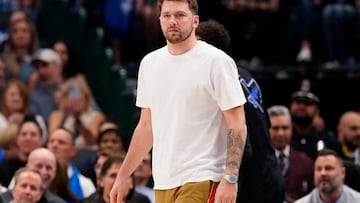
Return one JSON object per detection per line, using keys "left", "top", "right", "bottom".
{"left": 237, "top": 68, "right": 284, "bottom": 203}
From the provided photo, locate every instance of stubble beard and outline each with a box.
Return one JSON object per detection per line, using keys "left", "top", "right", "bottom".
{"left": 318, "top": 176, "right": 342, "bottom": 195}
{"left": 164, "top": 27, "right": 193, "bottom": 44}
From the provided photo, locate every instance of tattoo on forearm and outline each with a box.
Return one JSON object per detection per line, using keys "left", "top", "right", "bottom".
{"left": 226, "top": 129, "right": 245, "bottom": 173}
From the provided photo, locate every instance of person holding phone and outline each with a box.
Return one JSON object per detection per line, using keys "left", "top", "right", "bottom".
{"left": 48, "top": 78, "right": 105, "bottom": 150}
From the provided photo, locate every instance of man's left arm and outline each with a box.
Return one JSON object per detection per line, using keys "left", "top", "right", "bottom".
{"left": 215, "top": 105, "right": 247, "bottom": 203}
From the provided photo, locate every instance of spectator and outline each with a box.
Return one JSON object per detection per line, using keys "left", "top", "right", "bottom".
{"left": 295, "top": 149, "right": 360, "bottom": 203}
{"left": 30, "top": 48, "right": 62, "bottom": 124}
{"left": 0, "top": 117, "right": 43, "bottom": 187}
{"left": 321, "top": 0, "right": 358, "bottom": 69}
{"left": 0, "top": 167, "right": 43, "bottom": 203}
{"left": 268, "top": 105, "right": 314, "bottom": 202}
{"left": 335, "top": 111, "right": 360, "bottom": 192}
{"left": 337, "top": 111, "right": 360, "bottom": 165}
{"left": 0, "top": 79, "right": 47, "bottom": 136}
{"left": 290, "top": 79, "right": 344, "bottom": 160}
{"left": 279, "top": 0, "right": 314, "bottom": 65}
{"left": 79, "top": 127, "right": 127, "bottom": 185}
{"left": 134, "top": 152, "right": 155, "bottom": 203}
{"left": 47, "top": 127, "right": 96, "bottom": 199}
{"left": 80, "top": 154, "right": 150, "bottom": 203}
{"left": 93, "top": 149, "right": 124, "bottom": 186}
{"left": 2, "top": 16, "right": 39, "bottom": 86}
{"left": 48, "top": 78, "right": 105, "bottom": 150}
{"left": 5, "top": 147, "right": 67, "bottom": 203}
{"left": 79, "top": 117, "right": 126, "bottom": 185}
{"left": 29, "top": 39, "right": 100, "bottom": 112}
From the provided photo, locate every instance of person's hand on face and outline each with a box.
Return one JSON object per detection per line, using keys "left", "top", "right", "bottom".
{"left": 8, "top": 112, "right": 25, "bottom": 125}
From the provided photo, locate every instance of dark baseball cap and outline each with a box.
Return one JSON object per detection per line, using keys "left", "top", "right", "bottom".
{"left": 291, "top": 91, "right": 320, "bottom": 105}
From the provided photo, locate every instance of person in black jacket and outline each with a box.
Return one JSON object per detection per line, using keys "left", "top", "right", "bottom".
{"left": 196, "top": 19, "right": 284, "bottom": 203}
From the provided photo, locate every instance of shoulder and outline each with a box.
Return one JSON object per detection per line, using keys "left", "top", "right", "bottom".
{"left": 343, "top": 185, "right": 360, "bottom": 199}
{"left": 141, "top": 46, "right": 167, "bottom": 62}
{"left": 197, "top": 41, "right": 233, "bottom": 60}
{"left": 0, "top": 190, "right": 12, "bottom": 202}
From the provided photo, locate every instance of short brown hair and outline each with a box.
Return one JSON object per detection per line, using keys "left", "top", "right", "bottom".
{"left": 158, "top": 0, "right": 198, "bottom": 14}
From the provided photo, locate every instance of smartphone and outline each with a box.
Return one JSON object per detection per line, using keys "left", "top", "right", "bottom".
{"left": 68, "top": 83, "right": 81, "bottom": 99}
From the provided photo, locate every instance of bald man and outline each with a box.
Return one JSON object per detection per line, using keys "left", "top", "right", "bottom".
{"left": 337, "top": 111, "right": 360, "bottom": 165}
{"left": 4, "top": 148, "right": 66, "bottom": 203}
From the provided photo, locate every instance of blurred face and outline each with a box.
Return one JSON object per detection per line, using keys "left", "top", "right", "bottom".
{"left": 5, "top": 84, "right": 24, "bottom": 113}
{"left": 27, "top": 151, "right": 56, "bottom": 189}
{"left": 159, "top": 0, "right": 198, "bottom": 44}
{"left": 33, "top": 61, "right": 58, "bottom": 86}
{"left": 99, "top": 132, "right": 124, "bottom": 152}
{"left": 99, "top": 163, "right": 132, "bottom": 202}
{"left": 16, "top": 122, "right": 42, "bottom": 156}
{"left": 12, "top": 171, "right": 43, "bottom": 203}
{"left": 11, "top": 20, "right": 31, "bottom": 49}
{"left": 53, "top": 41, "right": 69, "bottom": 67}
{"left": 47, "top": 129, "right": 75, "bottom": 162}
{"left": 314, "top": 155, "right": 345, "bottom": 195}
{"left": 269, "top": 115, "right": 292, "bottom": 151}
{"left": 290, "top": 100, "right": 318, "bottom": 127}
{"left": 338, "top": 113, "right": 360, "bottom": 151}
{"left": 134, "top": 153, "right": 152, "bottom": 179}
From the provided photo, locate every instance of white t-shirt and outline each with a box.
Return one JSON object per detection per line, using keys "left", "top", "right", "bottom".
{"left": 136, "top": 41, "right": 246, "bottom": 189}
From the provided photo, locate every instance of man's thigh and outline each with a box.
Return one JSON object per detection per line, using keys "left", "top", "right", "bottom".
{"left": 155, "top": 180, "right": 217, "bottom": 203}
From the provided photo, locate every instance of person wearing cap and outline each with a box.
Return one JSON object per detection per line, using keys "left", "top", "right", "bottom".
{"left": 29, "top": 48, "right": 62, "bottom": 123}
{"left": 290, "top": 82, "right": 344, "bottom": 161}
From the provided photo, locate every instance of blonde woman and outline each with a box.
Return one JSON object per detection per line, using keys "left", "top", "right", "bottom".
{"left": 2, "top": 15, "right": 39, "bottom": 86}
{"left": 48, "top": 78, "right": 105, "bottom": 150}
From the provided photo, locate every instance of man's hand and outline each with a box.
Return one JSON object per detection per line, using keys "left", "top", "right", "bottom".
{"left": 110, "top": 175, "right": 132, "bottom": 203}
{"left": 214, "top": 179, "right": 238, "bottom": 203}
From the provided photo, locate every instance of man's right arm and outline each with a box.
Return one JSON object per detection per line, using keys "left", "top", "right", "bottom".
{"left": 110, "top": 108, "right": 153, "bottom": 203}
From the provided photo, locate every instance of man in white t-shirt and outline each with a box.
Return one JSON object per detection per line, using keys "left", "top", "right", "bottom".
{"left": 110, "top": 0, "right": 247, "bottom": 203}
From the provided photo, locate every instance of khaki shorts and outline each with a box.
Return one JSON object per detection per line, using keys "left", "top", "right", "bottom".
{"left": 154, "top": 180, "right": 218, "bottom": 203}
